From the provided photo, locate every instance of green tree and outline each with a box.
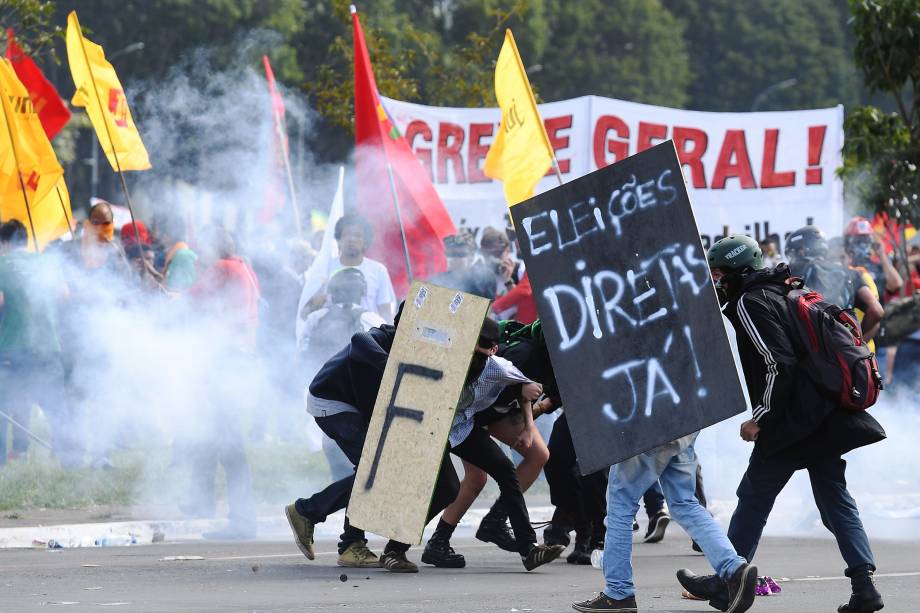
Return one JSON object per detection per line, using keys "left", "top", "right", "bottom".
{"left": 535, "top": 0, "right": 691, "bottom": 107}
{"left": 664, "top": 0, "right": 858, "bottom": 111}
{"left": 1, "top": 0, "right": 61, "bottom": 60}
{"left": 841, "top": 0, "right": 920, "bottom": 230}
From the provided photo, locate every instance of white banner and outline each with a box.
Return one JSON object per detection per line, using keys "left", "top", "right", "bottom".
{"left": 382, "top": 95, "right": 844, "bottom": 249}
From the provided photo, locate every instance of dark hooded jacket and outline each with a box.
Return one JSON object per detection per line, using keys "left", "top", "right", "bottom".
{"left": 724, "top": 264, "right": 885, "bottom": 458}
{"left": 308, "top": 324, "right": 396, "bottom": 422}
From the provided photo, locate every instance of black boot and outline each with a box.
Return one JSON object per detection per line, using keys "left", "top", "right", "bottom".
{"left": 838, "top": 567, "right": 884, "bottom": 613}
{"left": 476, "top": 512, "right": 517, "bottom": 553}
{"left": 421, "top": 535, "right": 466, "bottom": 568}
{"left": 566, "top": 522, "right": 592, "bottom": 565}
{"left": 544, "top": 507, "right": 575, "bottom": 547}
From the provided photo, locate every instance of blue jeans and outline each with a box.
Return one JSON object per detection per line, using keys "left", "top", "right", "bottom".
{"left": 602, "top": 438, "right": 745, "bottom": 600}
{"left": 728, "top": 447, "right": 875, "bottom": 575}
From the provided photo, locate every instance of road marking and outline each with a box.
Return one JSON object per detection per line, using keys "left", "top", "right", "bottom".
{"left": 205, "top": 543, "right": 497, "bottom": 562}
{"left": 788, "top": 571, "right": 920, "bottom": 582}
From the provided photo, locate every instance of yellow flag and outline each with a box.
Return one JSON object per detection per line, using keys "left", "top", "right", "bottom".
{"left": 66, "top": 11, "right": 151, "bottom": 171}
{"left": 0, "top": 58, "right": 66, "bottom": 249}
{"left": 484, "top": 29, "right": 555, "bottom": 206}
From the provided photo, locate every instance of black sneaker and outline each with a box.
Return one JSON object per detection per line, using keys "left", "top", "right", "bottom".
{"left": 476, "top": 516, "right": 517, "bottom": 553}
{"left": 724, "top": 563, "right": 757, "bottom": 613}
{"left": 572, "top": 592, "right": 637, "bottom": 612}
{"left": 676, "top": 568, "right": 728, "bottom": 611}
{"left": 420, "top": 537, "right": 466, "bottom": 568}
{"left": 522, "top": 543, "right": 565, "bottom": 571}
{"left": 643, "top": 510, "right": 670, "bottom": 543}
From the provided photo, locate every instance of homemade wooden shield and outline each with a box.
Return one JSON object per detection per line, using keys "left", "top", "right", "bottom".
{"left": 510, "top": 141, "right": 748, "bottom": 474}
{"left": 348, "top": 282, "right": 490, "bottom": 544}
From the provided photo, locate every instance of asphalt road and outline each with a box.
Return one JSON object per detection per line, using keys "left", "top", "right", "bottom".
{"left": 1, "top": 526, "right": 917, "bottom": 613}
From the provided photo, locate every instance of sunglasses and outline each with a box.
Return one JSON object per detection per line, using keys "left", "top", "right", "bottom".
{"left": 90, "top": 219, "right": 113, "bottom": 226}
{"left": 477, "top": 338, "right": 498, "bottom": 350}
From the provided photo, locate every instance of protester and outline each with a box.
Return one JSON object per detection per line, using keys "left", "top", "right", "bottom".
{"left": 151, "top": 215, "right": 198, "bottom": 291}
{"left": 183, "top": 227, "right": 260, "bottom": 539}
{"left": 69, "top": 201, "right": 132, "bottom": 278}
{"left": 785, "top": 225, "right": 883, "bottom": 340}
{"left": 573, "top": 434, "right": 756, "bottom": 611}
{"left": 428, "top": 233, "right": 494, "bottom": 298}
{"left": 286, "top": 305, "right": 460, "bottom": 572}
{"left": 300, "top": 214, "right": 396, "bottom": 321}
{"left": 677, "top": 235, "right": 885, "bottom": 613}
{"left": 492, "top": 271, "right": 537, "bottom": 323}
{"left": 0, "top": 221, "right": 73, "bottom": 466}
{"left": 431, "top": 318, "right": 564, "bottom": 570}
{"left": 298, "top": 267, "right": 385, "bottom": 363}
{"left": 478, "top": 227, "right": 517, "bottom": 297}
{"left": 422, "top": 319, "right": 552, "bottom": 567}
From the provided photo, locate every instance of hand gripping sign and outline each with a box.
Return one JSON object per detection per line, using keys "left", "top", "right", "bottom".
{"left": 348, "top": 282, "right": 490, "bottom": 545}
{"left": 510, "top": 141, "right": 747, "bottom": 474}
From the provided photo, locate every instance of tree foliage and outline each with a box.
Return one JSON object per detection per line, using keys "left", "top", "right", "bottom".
{"left": 841, "top": 0, "right": 920, "bottom": 229}
{"left": 664, "top": 0, "right": 858, "bottom": 112}
{"left": 1, "top": 0, "right": 62, "bottom": 60}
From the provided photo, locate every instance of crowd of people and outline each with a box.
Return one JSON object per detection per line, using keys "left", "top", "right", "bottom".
{"left": 0, "top": 200, "right": 913, "bottom": 612}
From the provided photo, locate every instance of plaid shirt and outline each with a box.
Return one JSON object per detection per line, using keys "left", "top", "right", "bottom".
{"left": 448, "top": 355, "right": 532, "bottom": 447}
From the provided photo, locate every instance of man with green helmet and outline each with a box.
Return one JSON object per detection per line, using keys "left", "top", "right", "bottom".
{"left": 677, "top": 235, "right": 885, "bottom": 613}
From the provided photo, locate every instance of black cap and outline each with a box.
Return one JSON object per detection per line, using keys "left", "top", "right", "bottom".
{"left": 479, "top": 317, "right": 501, "bottom": 344}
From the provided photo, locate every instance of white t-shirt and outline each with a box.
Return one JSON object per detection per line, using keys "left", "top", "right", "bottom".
{"left": 326, "top": 256, "right": 396, "bottom": 317}
{"left": 298, "top": 306, "right": 386, "bottom": 351}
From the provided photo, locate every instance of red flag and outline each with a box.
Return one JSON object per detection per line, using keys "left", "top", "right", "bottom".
{"left": 5, "top": 29, "right": 71, "bottom": 139}
{"left": 352, "top": 6, "right": 455, "bottom": 295}
{"left": 260, "top": 55, "right": 287, "bottom": 224}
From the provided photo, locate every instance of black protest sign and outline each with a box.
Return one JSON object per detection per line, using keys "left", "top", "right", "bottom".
{"left": 511, "top": 141, "right": 746, "bottom": 473}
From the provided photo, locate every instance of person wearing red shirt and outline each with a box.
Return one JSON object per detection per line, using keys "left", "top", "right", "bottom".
{"left": 184, "top": 227, "right": 260, "bottom": 539}
{"left": 492, "top": 271, "right": 538, "bottom": 324}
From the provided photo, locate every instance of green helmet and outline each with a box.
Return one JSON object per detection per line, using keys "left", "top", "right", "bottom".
{"left": 707, "top": 234, "right": 764, "bottom": 272}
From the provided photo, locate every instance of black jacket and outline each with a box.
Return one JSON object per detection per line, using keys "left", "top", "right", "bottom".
{"left": 725, "top": 265, "right": 885, "bottom": 458}
{"left": 308, "top": 324, "right": 396, "bottom": 422}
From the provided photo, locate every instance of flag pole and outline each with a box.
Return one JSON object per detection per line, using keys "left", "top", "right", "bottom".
{"left": 385, "top": 162, "right": 413, "bottom": 284}
{"left": 274, "top": 108, "right": 305, "bottom": 239}
{"left": 73, "top": 15, "right": 143, "bottom": 247}
{"left": 0, "top": 408, "right": 52, "bottom": 450}
{"left": 0, "top": 97, "right": 40, "bottom": 250}
{"left": 506, "top": 29, "right": 564, "bottom": 187}
{"left": 55, "top": 184, "right": 76, "bottom": 240}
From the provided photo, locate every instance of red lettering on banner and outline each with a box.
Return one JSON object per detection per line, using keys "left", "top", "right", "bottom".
{"left": 806, "top": 125, "right": 826, "bottom": 185}
{"left": 544, "top": 115, "right": 573, "bottom": 174}
{"left": 467, "top": 123, "right": 494, "bottom": 183}
{"left": 437, "top": 122, "right": 466, "bottom": 183}
{"left": 711, "top": 130, "right": 756, "bottom": 189}
{"left": 761, "top": 129, "right": 795, "bottom": 188}
{"left": 406, "top": 120, "right": 434, "bottom": 181}
{"left": 593, "top": 115, "right": 630, "bottom": 168}
{"left": 672, "top": 126, "right": 708, "bottom": 188}
{"left": 637, "top": 121, "right": 668, "bottom": 152}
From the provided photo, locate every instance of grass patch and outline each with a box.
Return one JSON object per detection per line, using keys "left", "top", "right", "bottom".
{"left": 0, "top": 453, "right": 141, "bottom": 512}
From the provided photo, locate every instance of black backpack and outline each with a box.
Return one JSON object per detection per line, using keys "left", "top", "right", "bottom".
{"left": 764, "top": 279, "right": 882, "bottom": 411}
{"left": 308, "top": 304, "right": 366, "bottom": 362}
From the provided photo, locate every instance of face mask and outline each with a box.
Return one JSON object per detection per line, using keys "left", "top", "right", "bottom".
{"left": 850, "top": 239, "right": 872, "bottom": 264}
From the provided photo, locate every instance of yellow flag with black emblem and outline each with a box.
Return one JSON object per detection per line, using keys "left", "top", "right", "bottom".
{"left": 66, "top": 10, "right": 151, "bottom": 171}
{"left": 484, "top": 29, "right": 555, "bottom": 206}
